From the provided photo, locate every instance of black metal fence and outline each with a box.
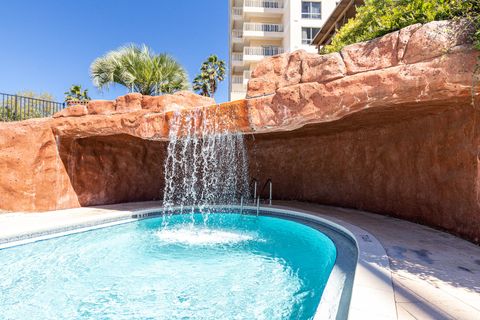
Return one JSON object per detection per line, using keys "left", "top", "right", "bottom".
{"left": 0, "top": 92, "right": 65, "bottom": 122}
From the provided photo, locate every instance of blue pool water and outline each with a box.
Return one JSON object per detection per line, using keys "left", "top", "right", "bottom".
{"left": 0, "top": 213, "right": 336, "bottom": 320}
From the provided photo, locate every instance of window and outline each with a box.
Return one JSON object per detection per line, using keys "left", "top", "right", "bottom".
{"left": 302, "top": 1, "right": 321, "bottom": 19}
{"left": 302, "top": 27, "right": 320, "bottom": 44}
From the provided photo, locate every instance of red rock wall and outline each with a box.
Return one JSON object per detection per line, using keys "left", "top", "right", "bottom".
{"left": 0, "top": 120, "right": 79, "bottom": 211}
{"left": 0, "top": 91, "right": 216, "bottom": 212}
{"left": 58, "top": 135, "right": 167, "bottom": 207}
{"left": 243, "top": 19, "right": 480, "bottom": 244}
{"left": 247, "top": 106, "right": 480, "bottom": 243}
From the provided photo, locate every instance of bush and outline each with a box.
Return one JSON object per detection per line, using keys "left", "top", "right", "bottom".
{"left": 0, "top": 105, "right": 43, "bottom": 121}
{"left": 321, "top": 0, "right": 480, "bottom": 53}
{"left": 0, "top": 91, "right": 57, "bottom": 122}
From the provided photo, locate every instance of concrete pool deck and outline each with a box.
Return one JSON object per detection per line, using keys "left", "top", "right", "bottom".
{"left": 0, "top": 201, "right": 479, "bottom": 319}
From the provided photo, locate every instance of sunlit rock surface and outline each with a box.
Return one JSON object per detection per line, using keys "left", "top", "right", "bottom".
{"left": 246, "top": 19, "right": 477, "bottom": 133}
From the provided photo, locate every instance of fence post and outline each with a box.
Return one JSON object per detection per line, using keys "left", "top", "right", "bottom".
{"left": 14, "top": 95, "right": 18, "bottom": 120}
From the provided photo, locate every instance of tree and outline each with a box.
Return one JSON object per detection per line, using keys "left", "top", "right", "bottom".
{"left": 90, "top": 44, "right": 189, "bottom": 95}
{"left": 64, "top": 85, "right": 90, "bottom": 103}
{"left": 321, "top": 0, "right": 480, "bottom": 53}
{"left": 192, "top": 55, "right": 226, "bottom": 98}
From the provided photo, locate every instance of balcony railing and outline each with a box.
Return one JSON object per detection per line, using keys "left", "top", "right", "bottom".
{"left": 232, "top": 53, "right": 243, "bottom": 62}
{"left": 243, "top": 70, "right": 252, "bottom": 79}
{"left": 244, "top": 46, "right": 284, "bottom": 56}
{"left": 232, "top": 29, "right": 243, "bottom": 39}
{"left": 232, "top": 75, "right": 244, "bottom": 84}
{"left": 244, "top": 23, "right": 283, "bottom": 32}
{"left": 232, "top": 7, "right": 243, "bottom": 16}
{"left": 244, "top": 0, "right": 284, "bottom": 8}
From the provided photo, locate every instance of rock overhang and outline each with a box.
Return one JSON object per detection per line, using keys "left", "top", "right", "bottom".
{"left": 45, "top": 19, "right": 479, "bottom": 141}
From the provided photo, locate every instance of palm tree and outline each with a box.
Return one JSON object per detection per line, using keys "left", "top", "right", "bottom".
{"left": 64, "top": 85, "right": 90, "bottom": 104}
{"left": 90, "top": 44, "right": 189, "bottom": 96}
{"left": 192, "top": 55, "right": 226, "bottom": 98}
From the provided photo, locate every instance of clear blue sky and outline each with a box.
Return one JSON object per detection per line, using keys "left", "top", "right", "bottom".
{"left": 0, "top": 0, "right": 230, "bottom": 103}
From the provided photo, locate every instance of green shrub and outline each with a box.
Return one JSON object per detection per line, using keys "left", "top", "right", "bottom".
{"left": 321, "top": 0, "right": 480, "bottom": 53}
{"left": 0, "top": 91, "right": 57, "bottom": 122}
{"left": 0, "top": 105, "right": 43, "bottom": 121}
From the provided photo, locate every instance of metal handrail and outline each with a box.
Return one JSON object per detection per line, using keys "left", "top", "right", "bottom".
{"left": 260, "top": 178, "right": 273, "bottom": 205}
{"left": 243, "top": 46, "right": 285, "bottom": 56}
{"left": 232, "top": 29, "right": 243, "bottom": 38}
{"left": 232, "top": 75, "right": 244, "bottom": 84}
{"left": 244, "top": 0, "right": 284, "bottom": 9}
{"left": 256, "top": 197, "right": 260, "bottom": 216}
{"left": 250, "top": 178, "right": 258, "bottom": 200}
{"left": 232, "top": 52, "right": 243, "bottom": 61}
{"left": 232, "top": 7, "right": 243, "bottom": 16}
{"left": 244, "top": 22, "right": 284, "bottom": 32}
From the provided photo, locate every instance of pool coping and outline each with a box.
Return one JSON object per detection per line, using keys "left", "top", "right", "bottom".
{"left": 0, "top": 204, "right": 397, "bottom": 320}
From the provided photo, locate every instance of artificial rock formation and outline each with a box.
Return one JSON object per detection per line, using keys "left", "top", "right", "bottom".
{"left": 1, "top": 19, "right": 479, "bottom": 243}
{"left": 246, "top": 19, "right": 476, "bottom": 133}
{"left": 246, "top": 19, "right": 480, "bottom": 244}
{"left": 0, "top": 91, "right": 218, "bottom": 211}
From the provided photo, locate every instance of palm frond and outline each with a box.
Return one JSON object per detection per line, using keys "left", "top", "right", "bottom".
{"left": 90, "top": 44, "right": 189, "bottom": 95}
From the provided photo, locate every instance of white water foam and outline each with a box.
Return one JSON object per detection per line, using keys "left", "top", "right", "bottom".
{"left": 156, "top": 227, "right": 258, "bottom": 246}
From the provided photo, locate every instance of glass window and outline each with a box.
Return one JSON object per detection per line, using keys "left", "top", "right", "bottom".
{"left": 302, "top": 1, "right": 321, "bottom": 19}
{"left": 302, "top": 27, "right": 320, "bottom": 44}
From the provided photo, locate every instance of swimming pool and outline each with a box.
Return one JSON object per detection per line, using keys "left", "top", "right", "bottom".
{"left": 0, "top": 211, "right": 349, "bottom": 320}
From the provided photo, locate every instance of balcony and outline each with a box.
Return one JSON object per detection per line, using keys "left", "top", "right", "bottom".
{"left": 231, "top": 52, "right": 243, "bottom": 67}
{"left": 243, "top": 0, "right": 284, "bottom": 17}
{"left": 243, "top": 23, "right": 284, "bottom": 39}
{"left": 232, "top": 75, "right": 244, "bottom": 85}
{"left": 243, "top": 46, "right": 284, "bottom": 62}
{"left": 243, "top": 70, "right": 252, "bottom": 85}
{"left": 232, "top": 29, "right": 243, "bottom": 43}
{"left": 232, "top": 7, "right": 243, "bottom": 20}
{"left": 231, "top": 75, "right": 247, "bottom": 92}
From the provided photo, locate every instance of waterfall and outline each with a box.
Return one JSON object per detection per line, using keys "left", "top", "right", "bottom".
{"left": 162, "top": 106, "right": 249, "bottom": 218}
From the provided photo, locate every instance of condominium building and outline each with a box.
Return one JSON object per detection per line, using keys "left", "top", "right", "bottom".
{"left": 229, "top": 0, "right": 337, "bottom": 100}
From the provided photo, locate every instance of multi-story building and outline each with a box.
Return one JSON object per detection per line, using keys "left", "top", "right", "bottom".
{"left": 312, "top": 0, "right": 364, "bottom": 50}
{"left": 228, "top": 0, "right": 337, "bottom": 100}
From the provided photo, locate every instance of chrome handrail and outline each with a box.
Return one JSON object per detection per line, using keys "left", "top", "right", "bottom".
{"left": 260, "top": 178, "right": 273, "bottom": 206}
{"left": 250, "top": 178, "right": 258, "bottom": 200}
{"left": 240, "top": 196, "right": 244, "bottom": 214}
{"left": 256, "top": 196, "right": 260, "bottom": 216}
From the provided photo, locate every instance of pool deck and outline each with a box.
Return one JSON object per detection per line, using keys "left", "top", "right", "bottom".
{"left": 0, "top": 200, "right": 479, "bottom": 320}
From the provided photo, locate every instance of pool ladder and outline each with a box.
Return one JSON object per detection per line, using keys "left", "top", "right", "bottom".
{"left": 240, "top": 178, "right": 272, "bottom": 216}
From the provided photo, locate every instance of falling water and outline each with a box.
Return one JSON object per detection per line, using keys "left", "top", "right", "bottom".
{"left": 162, "top": 106, "right": 249, "bottom": 219}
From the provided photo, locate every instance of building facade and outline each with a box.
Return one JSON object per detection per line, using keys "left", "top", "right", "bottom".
{"left": 312, "top": 0, "right": 364, "bottom": 50}
{"left": 229, "top": 0, "right": 337, "bottom": 100}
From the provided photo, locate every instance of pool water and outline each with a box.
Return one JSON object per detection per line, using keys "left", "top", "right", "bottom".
{"left": 0, "top": 213, "right": 337, "bottom": 320}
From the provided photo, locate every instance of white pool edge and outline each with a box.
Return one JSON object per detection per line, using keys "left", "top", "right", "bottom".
{"left": 0, "top": 204, "right": 397, "bottom": 320}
